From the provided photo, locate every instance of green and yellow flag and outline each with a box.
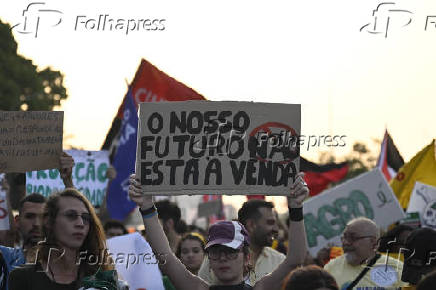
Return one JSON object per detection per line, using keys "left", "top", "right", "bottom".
{"left": 390, "top": 140, "right": 436, "bottom": 209}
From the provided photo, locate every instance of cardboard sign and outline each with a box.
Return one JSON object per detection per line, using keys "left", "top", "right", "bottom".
{"left": 407, "top": 182, "right": 436, "bottom": 229}
{"left": 0, "top": 111, "right": 63, "bottom": 173}
{"left": 135, "top": 101, "right": 301, "bottom": 195}
{"left": 26, "top": 150, "right": 109, "bottom": 206}
{"left": 0, "top": 174, "right": 9, "bottom": 230}
{"left": 303, "top": 169, "right": 405, "bottom": 256}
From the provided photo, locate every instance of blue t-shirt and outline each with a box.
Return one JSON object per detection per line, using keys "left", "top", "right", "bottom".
{"left": 0, "top": 246, "right": 25, "bottom": 290}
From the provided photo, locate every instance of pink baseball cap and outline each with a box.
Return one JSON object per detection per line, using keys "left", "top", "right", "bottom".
{"left": 205, "top": 221, "right": 250, "bottom": 250}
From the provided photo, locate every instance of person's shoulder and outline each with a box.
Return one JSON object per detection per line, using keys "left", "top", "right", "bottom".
{"left": 262, "top": 247, "right": 285, "bottom": 259}
{"left": 324, "top": 254, "right": 345, "bottom": 270}
{"left": 0, "top": 245, "right": 17, "bottom": 255}
{"left": 379, "top": 254, "right": 404, "bottom": 269}
{"left": 9, "top": 263, "right": 37, "bottom": 279}
{"left": 0, "top": 246, "right": 24, "bottom": 264}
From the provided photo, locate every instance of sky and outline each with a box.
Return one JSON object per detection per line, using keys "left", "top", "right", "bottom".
{"left": 1, "top": 0, "right": 435, "bottom": 214}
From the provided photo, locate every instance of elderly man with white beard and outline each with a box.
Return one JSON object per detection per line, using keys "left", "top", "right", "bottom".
{"left": 324, "top": 217, "right": 407, "bottom": 290}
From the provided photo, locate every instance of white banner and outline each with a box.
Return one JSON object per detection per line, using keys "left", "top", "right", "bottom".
{"left": 26, "top": 150, "right": 109, "bottom": 206}
{"left": 136, "top": 101, "right": 301, "bottom": 195}
{"left": 407, "top": 181, "right": 436, "bottom": 229}
{"left": 303, "top": 169, "right": 405, "bottom": 256}
{"left": 106, "top": 232, "right": 165, "bottom": 290}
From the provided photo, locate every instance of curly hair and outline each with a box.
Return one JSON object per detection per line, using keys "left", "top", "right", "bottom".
{"left": 38, "top": 188, "right": 113, "bottom": 277}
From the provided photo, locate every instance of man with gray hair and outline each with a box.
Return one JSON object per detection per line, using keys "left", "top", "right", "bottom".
{"left": 324, "top": 217, "right": 407, "bottom": 289}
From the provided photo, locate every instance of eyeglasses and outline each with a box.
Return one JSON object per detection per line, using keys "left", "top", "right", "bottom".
{"left": 341, "top": 233, "right": 374, "bottom": 243}
{"left": 207, "top": 247, "right": 241, "bottom": 261}
{"left": 60, "top": 210, "right": 91, "bottom": 225}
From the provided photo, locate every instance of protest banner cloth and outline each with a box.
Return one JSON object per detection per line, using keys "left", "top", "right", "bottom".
{"left": 26, "top": 150, "right": 109, "bottom": 207}
{"left": 407, "top": 181, "right": 436, "bottom": 229}
{"left": 106, "top": 232, "right": 165, "bottom": 290}
{"left": 390, "top": 139, "right": 436, "bottom": 208}
{"left": 105, "top": 59, "right": 206, "bottom": 220}
{"left": 303, "top": 169, "right": 405, "bottom": 256}
{"left": 0, "top": 111, "right": 63, "bottom": 173}
{"left": 135, "top": 101, "right": 301, "bottom": 196}
{"left": 0, "top": 174, "right": 9, "bottom": 230}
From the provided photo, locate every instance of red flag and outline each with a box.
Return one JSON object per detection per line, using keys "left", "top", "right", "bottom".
{"left": 300, "top": 157, "right": 349, "bottom": 196}
{"left": 376, "top": 130, "right": 404, "bottom": 181}
{"left": 102, "top": 58, "right": 205, "bottom": 151}
{"left": 246, "top": 157, "right": 348, "bottom": 200}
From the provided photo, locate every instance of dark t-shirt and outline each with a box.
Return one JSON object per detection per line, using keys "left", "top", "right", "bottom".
{"left": 210, "top": 282, "right": 253, "bottom": 290}
{"left": 8, "top": 263, "right": 78, "bottom": 290}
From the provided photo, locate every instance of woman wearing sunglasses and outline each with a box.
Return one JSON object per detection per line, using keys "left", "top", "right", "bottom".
{"left": 129, "top": 172, "right": 309, "bottom": 290}
{"left": 9, "top": 188, "right": 116, "bottom": 290}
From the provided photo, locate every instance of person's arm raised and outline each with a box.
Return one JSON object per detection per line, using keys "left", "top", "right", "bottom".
{"left": 128, "top": 174, "right": 208, "bottom": 290}
{"left": 59, "top": 151, "right": 75, "bottom": 188}
{"left": 254, "top": 172, "right": 309, "bottom": 290}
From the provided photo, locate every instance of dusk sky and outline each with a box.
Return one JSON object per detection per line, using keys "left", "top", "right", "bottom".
{"left": 1, "top": 0, "right": 435, "bottom": 212}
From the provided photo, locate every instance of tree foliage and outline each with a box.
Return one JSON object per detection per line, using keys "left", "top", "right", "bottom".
{"left": 0, "top": 19, "right": 67, "bottom": 111}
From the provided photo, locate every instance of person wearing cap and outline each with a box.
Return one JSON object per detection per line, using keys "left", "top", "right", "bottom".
{"left": 128, "top": 172, "right": 309, "bottom": 290}
{"left": 198, "top": 199, "right": 286, "bottom": 285}
{"left": 324, "top": 217, "right": 407, "bottom": 289}
{"left": 401, "top": 227, "right": 436, "bottom": 288}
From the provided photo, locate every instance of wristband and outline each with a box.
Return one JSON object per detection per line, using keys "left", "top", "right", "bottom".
{"left": 141, "top": 211, "right": 158, "bottom": 219}
{"left": 139, "top": 205, "right": 157, "bottom": 218}
{"left": 288, "top": 207, "right": 303, "bottom": 221}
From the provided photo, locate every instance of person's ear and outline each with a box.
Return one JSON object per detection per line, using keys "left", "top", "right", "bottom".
{"left": 371, "top": 237, "right": 378, "bottom": 250}
{"left": 245, "top": 219, "right": 256, "bottom": 233}
{"left": 14, "top": 215, "right": 20, "bottom": 227}
{"left": 165, "top": 218, "right": 174, "bottom": 230}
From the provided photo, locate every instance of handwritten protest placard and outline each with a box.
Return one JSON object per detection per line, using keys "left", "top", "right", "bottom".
{"left": 26, "top": 150, "right": 109, "bottom": 206}
{"left": 303, "top": 169, "right": 405, "bottom": 256}
{"left": 135, "top": 101, "right": 301, "bottom": 195}
{"left": 407, "top": 182, "right": 436, "bottom": 229}
{"left": 0, "top": 174, "right": 9, "bottom": 230}
{"left": 0, "top": 111, "right": 63, "bottom": 173}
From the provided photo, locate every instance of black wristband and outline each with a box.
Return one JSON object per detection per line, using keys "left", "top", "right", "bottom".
{"left": 289, "top": 207, "right": 303, "bottom": 221}
{"left": 139, "top": 205, "right": 157, "bottom": 216}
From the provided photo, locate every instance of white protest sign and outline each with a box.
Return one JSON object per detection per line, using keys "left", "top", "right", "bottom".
{"left": 0, "top": 111, "right": 63, "bottom": 173}
{"left": 26, "top": 150, "right": 109, "bottom": 206}
{"left": 407, "top": 182, "right": 436, "bottom": 229}
{"left": 106, "top": 232, "right": 165, "bottom": 290}
{"left": 0, "top": 174, "right": 9, "bottom": 230}
{"left": 303, "top": 169, "right": 405, "bottom": 256}
{"left": 136, "top": 101, "right": 301, "bottom": 195}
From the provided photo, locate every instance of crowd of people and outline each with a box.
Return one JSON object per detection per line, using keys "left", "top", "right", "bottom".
{"left": 0, "top": 152, "right": 435, "bottom": 290}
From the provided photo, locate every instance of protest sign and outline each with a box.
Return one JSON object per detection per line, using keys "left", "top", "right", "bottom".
{"left": 106, "top": 232, "right": 165, "bottom": 290}
{"left": 407, "top": 182, "right": 436, "bottom": 229}
{"left": 26, "top": 150, "right": 109, "bottom": 206}
{"left": 0, "top": 174, "right": 9, "bottom": 230}
{"left": 303, "top": 169, "right": 405, "bottom": 256}
{"left": 0, "top": 111, "right": 63, "bottom": 173}
{"left": 135, "top": 101, "right": 301, "bottom": 195}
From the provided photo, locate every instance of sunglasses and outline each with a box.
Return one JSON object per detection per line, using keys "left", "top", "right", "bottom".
{"left": 60, "top": 210, "right": 91, "bottom": 225}
{"left": 207, "top": 246, "right": 241, "bottom": 261}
